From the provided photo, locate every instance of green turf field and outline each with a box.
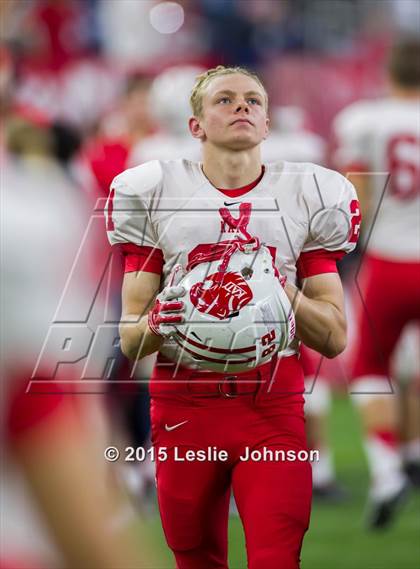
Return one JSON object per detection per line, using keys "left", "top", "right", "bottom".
{"left": 143, "top": 396, "right": 420, "bottom": 568}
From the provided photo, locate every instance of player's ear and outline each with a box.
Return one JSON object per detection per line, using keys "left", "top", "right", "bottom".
{"left": 263, "top": 116, "right": 270, "bottom": 140}
{"left": 189, "top": 116, "right": 205, "bottom": 140}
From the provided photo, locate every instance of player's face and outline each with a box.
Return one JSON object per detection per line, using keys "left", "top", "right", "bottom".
{"left": 192, "top": 73, "right": 269, "bottom": 150}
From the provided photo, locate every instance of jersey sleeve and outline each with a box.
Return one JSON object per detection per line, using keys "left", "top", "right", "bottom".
{"left": 332, "top": 102, "right": 371, "bottom": 171}
{"left": 105, "top": 171, "right": 164, "bottom": 275}
{"left": 297, "top": 167, "right": 360, "bottom": 279}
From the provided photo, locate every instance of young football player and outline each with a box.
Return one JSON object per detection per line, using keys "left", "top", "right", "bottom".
{"left": 333, "top": 38, "right": 420, "bottom": 529}
{"left": 105, "top": 65, "right": 360, "bottom": 568}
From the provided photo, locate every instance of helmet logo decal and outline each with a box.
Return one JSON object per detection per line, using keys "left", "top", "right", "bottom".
{"left": 190, "top": 272, "right": 253, "bottom": 320}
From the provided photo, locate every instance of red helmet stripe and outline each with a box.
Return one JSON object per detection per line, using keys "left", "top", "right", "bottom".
{"left": 173, "top": 337, "right": 257, "bottom": 365}
{"left": 176, "top": 330, "right": 256, "bottom": 354}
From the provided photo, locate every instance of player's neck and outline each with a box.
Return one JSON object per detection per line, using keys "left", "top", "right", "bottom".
{"left": 201, "top": 146, "right": 262, "bottom": 189}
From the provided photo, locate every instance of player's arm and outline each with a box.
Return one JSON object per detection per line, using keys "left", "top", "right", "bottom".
{"left": 119, "top": 270, "right": 162, "bottom": 361}
{"left": 285, "top": 272, "right": 347, "bottom": 359}
{"left": 291, "top": 165, "right": 360, "bottom": 357}
{"left": 105, "top": 168, "right": 185, "bottom": 361}
{"left": 119, "top": 268, "right": 186, "bottom": 361}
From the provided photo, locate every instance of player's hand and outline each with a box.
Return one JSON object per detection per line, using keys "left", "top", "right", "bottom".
{"left": 279, "top": 273, "right": 287, "bottom": 288}
{"left": 272, "top": 262, "right": 287, "bottom": 288}
{"left": 148, "top": 264, "right": 186, "bottom": 337}
{"left": 275, "top": 265, "right": 287, "bottom": 288}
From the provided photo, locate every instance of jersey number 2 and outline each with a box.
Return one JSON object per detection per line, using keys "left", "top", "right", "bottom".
{"left": 349, "top": 199, "right": 361, "bottom": 243}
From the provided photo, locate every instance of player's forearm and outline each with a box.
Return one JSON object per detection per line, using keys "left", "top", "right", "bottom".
{"left": 119, "top": 314, "right": 163, "bottom": 361}
{"left": 285, "top": 284, "right": 347, "bottom": 358}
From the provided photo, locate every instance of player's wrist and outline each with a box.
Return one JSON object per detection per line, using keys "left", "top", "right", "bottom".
{"left": 148, "top": 296, "right": 186, "bottom": 338}
{"left": 147, "top": 309, "right": 163, "bottom": 337}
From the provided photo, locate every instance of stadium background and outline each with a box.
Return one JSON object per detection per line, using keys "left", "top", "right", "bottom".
{"left": 1, "top": 1, "right": 419, "bottom": 568}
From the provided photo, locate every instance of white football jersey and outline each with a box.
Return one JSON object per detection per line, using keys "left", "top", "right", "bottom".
{"left": 105, "top": 159, "right": 358, "bottom": 359}
{"left": 333, "top": 97, "right": 420, "bottom": 261}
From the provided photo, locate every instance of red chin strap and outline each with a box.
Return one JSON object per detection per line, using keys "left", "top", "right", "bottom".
{"left": 187, "top": 203, "right": 260, "bottom": 273}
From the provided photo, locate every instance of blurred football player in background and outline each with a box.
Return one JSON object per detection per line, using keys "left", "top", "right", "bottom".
{"left": 392, "top": 324, "right": 420, "bottom": 485}
{"left": 261, "top": 105, "right": 325, "bottom": 165}
{"left": 130, "top": 65, "right": 203, "bottom": 165}
{"left": 1, "top": 83, "right": 154, "bottom": 569}
{"left": 79, "top": 72, "right": 156, "bottom": 197}
{"left": 333, "top": 37, "right": 420, "bottom": 529}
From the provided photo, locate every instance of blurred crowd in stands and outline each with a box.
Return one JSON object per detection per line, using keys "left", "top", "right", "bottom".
{"left": 1, "top": 0, "right": 417, "bottom": 140}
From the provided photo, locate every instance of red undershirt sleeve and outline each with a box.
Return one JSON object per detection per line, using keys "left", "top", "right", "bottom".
{"left": 116, "top": 243, "right": 164, "bottom": 275}
{"left": 296, "top": 249, "right": 345, "bottom": 279}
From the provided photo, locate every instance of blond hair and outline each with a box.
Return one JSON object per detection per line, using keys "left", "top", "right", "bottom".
{"left": 190, "top": 65, "right": 268, "bottom": 117}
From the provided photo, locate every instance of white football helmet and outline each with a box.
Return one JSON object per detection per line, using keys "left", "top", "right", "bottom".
{"left": 162, "top": 240, "right": 295, "bottom": 374}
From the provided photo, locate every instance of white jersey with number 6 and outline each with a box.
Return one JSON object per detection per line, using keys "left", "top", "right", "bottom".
{"left": 333, "top": 97, "right": 420, "bottom": 261}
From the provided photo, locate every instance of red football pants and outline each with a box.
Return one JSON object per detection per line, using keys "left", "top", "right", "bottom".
{"left": 351, "top": 254, "right": 420, "bottom": 380}
{"left": 150, "top": 356, "right": 312, "bottom": 569}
